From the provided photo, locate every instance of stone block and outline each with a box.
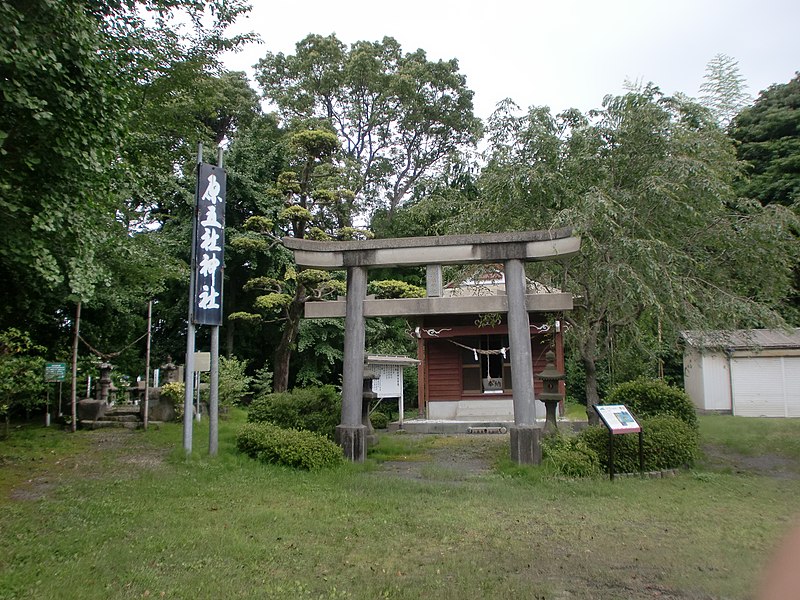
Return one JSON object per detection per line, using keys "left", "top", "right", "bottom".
{"left": 77, "top": 399, "right": 108, "bottom": 422}
{"left": 144, "top": 390, "right": 176, "bottom": 422}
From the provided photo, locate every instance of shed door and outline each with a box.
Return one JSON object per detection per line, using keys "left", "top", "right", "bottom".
{"left": 703, "top": 354, "right": 732, "bottom": 411}
{"left": 731, "top": 357, "right": 800, "bottom": 417}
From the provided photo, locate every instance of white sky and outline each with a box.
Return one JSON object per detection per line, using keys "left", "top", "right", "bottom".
{"left": 222, "top": 0, "right": 799, "bottom": 121}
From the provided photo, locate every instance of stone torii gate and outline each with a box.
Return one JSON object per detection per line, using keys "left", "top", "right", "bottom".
{"left": 283, "top": 227, "right": 581, "bottom": 464}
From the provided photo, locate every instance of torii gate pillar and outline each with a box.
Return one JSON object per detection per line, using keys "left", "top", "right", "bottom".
{"left": 505, "top": 258, "right": 541, "bottom": 464}
{"left": 336, "top": 265, "right": 368, "bottom": 461}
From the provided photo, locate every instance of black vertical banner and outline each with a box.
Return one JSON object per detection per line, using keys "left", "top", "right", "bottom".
{"left": 193, "top": 163, "right": 226, "bottom": 326}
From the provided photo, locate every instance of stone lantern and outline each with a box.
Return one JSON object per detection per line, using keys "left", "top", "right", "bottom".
{"left": 537, "top": 350, "right": 565, "bottom": 435}
{"left": 161, "top": 355, "right": 179, "bottom": 384}
{"left": 98, "top": 362, "right": 114, "bottom": 405}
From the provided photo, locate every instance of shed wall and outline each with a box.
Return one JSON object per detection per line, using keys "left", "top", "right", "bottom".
{"left": 702, "top": 353, "right": 732, "bottom": 411}
{"left": 683, "top": 350, "right": 705, "bottom": 409}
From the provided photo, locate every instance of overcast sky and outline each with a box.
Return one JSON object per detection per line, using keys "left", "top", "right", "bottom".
{"left": 221, "top": 0, "right": 799, "bottom": 121}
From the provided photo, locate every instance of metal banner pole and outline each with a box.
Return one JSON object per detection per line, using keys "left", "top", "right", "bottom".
{"left": 143, "top": 300, "right": 152, "bottom": 430}
{"left": 70, "top": 301, "right": 81, "bottom": 433}
{"left": 208, "top": 146, "right": 223, "bottom": 456}
{"left": 609, "top": 431, "right": 615, "bottom": 482}
{"left": 183, "top": 143, "right": 202, "bottom": 453}
{"left": 209, "top": 327, "right": 219, "bottom": 455}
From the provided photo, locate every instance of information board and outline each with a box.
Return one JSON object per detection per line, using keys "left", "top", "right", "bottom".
{"left": 193, "top": 352, "right": 211, "bottom": 372}
{"left": 44, "top": 362, "right": 67, "bottom": 382}
{"left": 594, "top": 404, "right": 641, "bottom": 434}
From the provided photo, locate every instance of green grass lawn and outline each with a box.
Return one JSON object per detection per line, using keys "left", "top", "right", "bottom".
{"left": 0, "top": 413, "right": 798, "bottom": 599}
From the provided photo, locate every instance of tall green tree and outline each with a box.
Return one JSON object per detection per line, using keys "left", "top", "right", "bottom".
{"left": 0, "top": 0, "right": 251, "bottom": 335}
{"left": 0, "top": 0, "right": 127, "bottom": 310}
{"left": 0, "top": 0, "right": 254, "bottom": 376}
{"left": 730, "top": 73, "right": 800, "bottom": 208}
{"left": 255, "top": 34, "right": 482, "bottom": 219}
{"left": 699, "top": 53, "right": 752, "bottom": 129}
{"left": 220, "top": 113, "right": 287, "bottom": 359}
{"left": 466, "top": 88, "right": 798, "bottom": 422}
{"left": 227, "top": 127, "right": 359, "bottom": 391}
{"left": 731, "top": 73, "right": 800, "bottom": 322}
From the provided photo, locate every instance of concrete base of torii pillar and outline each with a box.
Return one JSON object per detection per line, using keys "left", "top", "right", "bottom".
{"left": 509, "top": 426, "right": 543, "bottom": 465}
{"left": 335, "top": 424, "right": 367, "bottom": 462}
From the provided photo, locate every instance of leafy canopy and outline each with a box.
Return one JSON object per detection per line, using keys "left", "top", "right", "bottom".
{"left": 457, "top": 85, "right": 798, "bottom": 414}
{"left": 255, "top": 34, "right": 482, "bottom": 217}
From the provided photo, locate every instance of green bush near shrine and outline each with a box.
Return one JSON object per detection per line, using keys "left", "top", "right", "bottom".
{"left": 578, "top": 415, "right": 699, "bottom": 473}
{"left": 248, "top": 385, "right": 341, "bottom": 439}
{"left": 235, "top": 421, "right": 343, "bottom": 470}
{"left": 603, "top": 378, "right": 698, "bottom": 429}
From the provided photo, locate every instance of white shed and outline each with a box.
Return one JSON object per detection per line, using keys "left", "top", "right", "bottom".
{"left": 682, "top": 329, "right": 800, "bottom": 417}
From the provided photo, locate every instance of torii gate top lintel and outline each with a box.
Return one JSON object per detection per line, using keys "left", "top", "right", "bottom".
{"left": 283, "top": 226, "right": 580, "bottom": 269}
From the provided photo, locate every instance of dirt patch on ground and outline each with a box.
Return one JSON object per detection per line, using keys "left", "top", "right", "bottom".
{"left": 373, "top": 433, "right": 800, "bottom": 483}
{"left": 376, "top": 433, "right": 505, "bottom": 481}
{"left": 5, "top": 428, "right": 170, "bottom": 502}
{"left": 700, "top": 443, "right": 800, "bottom": 479}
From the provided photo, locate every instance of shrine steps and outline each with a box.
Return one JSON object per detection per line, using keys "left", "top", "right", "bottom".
{"left": 79, "top": 405, "right": 163, "bottom": 430}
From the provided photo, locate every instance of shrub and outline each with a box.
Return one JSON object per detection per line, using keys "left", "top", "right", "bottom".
{"left": 160, "top": 381, "right": 185, "bottom": 421}
{"left": 605, "top": 378, "right": 697, "bottom": 429}
{"left": 370, "top": 411, "right": 389, "bottom": 430}
{"left": 236, "top": 422, "right": 343, "bottom": 470}
{"left": 367, "top": 280, "right": 425, "bottom": 299}
{"left": 248, "top": 385, "right": 341, "bottom": 439}
{"left": 0, "top": 329, "right": 46, "bottom": 436}
{"left": 218, "top": 356, "right": 252, "bottom": 408}
{"left": 640, "top": 414, "right": 700, "bottom": 470}
{"left": 541, "top": 434, "right": 601, "bottom": 478}
{"left": 236, "top": 421, "right": 283, "bottom": 457}
{"left": 578, "top": 415, "right": 699, "bottom": 473}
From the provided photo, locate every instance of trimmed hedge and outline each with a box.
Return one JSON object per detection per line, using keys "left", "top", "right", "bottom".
{"left": 541, "top": 434, "right": 601, "bottom": 478}
{"left": 604, "top": 378, "right": 697, "bottom": 429}
{"left": 236, "top": 422, "right": 343, "bottom": 470}
{"left": 248, "top": 385, "right": 341, "bottom": 439}
{"left": 578, "top": 414, "right": 699, "bottom": 473}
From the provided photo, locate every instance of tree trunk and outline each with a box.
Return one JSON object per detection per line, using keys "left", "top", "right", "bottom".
{"left": 583, "top": 352, "right": 601, "bottom": 425}
{"left": 272, "top": 285, "right": 306, "bottom": 393}
{"left": 224, "top": 274, "right": 238, "bottom": 357}
{"left": 225, "top": 320, "right": 234, "bottom": 358}
{"left": 580, "top": 327, "right": 602, "bottom": 425}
